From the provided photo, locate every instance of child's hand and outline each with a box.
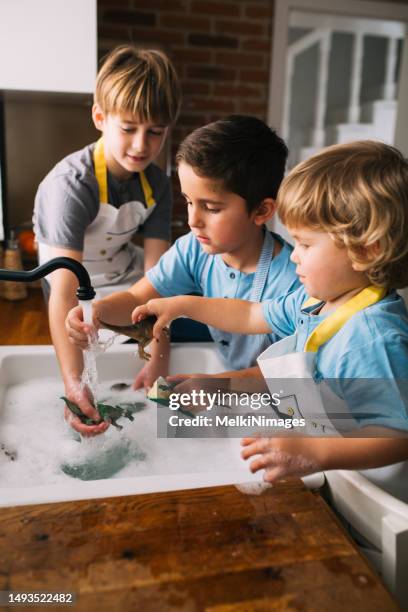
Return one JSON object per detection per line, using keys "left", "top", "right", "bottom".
{"left": 64, "top": 380, "right": 109, "bottom": 437}
{"left": 65, "top": 304, "right": 101, "bottom": 348}
{"left": 241, "top": 437, "right": 321, "bottom": 483}
{"left": 132, "top": 296, "right": 184, "bottom": 340}
{"left": 133, "top": 357, "right": 169, "bottom": 390}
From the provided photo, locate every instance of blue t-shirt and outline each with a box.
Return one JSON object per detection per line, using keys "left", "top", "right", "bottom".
{"left": 262, "top": 285, "right": 408, "bottom": 430}
{"left": 147, "top": 230, "right": 300, "bottom": 369}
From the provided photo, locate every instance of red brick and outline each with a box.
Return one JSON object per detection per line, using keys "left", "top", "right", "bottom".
{"left": 245, "top": 4, "right": 273, "bottom": 20}
{"left": 98, "top": 0, "right": 132, "bottom": 5}
{"left": 131, "top": 28, "right": 185, "bottom": 45}
{"left": 188, "top": 33, "right": 238, "bottom": 49}
{"left": 187, "top": 65, "right": 236, "bottom": 81}
{"left": 184, "top": 97, "right": 236, "bottom": 113}
{"left": 177, "top": 113, "right": 208, "bottom": 127}
{"left": 213, "top": 83, "right": 262, "bottom": 98}
{"left": 130, "top": 0, "right": 188, "bottom": 10}
{"left": 216, "top": 51, "right": 264, "bottom": 67}
{"left": 160, "top": 14, "right": 211, "bottom": 31}
{"left": 98, "top": 25, "right": 131, "bottom": 41}
{"left": 190, "top": 1, "right": 241, "bottom": 17}
{"left": 241, "top": 38, "right": 271, "bottom": 53}
{"left": 181, "top": 81, "right": 211, "bottom": 96}
{"left": 240, "top": 68, "right": 269, "bottom": 83}
{"left": 215, "top": 19, "right": 265, "bottom": 37}
{"left": 239, "top": 100, "right": 267, "bottom": 117}
{"left": 101, "top": 9, "right": 156, "bottom": 26}
{"left": 172, "top": 48, "right": 212, "bottom": 64}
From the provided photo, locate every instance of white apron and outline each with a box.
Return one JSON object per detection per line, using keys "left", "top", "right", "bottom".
{"left": 257, "top": 285, "right": 408, "bottom": 500}
{"left": 82, "top": 138, "right": 157, "bottom": 299}
{"left": 39, "top": 138, "right": 157, "bottom": 300}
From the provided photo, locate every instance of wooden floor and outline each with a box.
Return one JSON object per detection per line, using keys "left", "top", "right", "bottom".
{"left": 0, "top": 288, "right": 51, "bottom": 345}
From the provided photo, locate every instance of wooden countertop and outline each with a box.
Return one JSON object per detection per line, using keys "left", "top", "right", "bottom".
{"left": 0, "top": 288, "right": 51, "bottom": 345}
{"left": 0, "top": 292, "right": 398, "bottom": 610}
{"left": 0, "top": 483, "right": 398, "bottom": 611}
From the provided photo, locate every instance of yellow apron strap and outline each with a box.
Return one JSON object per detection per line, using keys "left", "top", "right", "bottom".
{"left": 139, "top": 171, "right": 156, "bottom": 208}
{"left": 94, "top": 138, "right": 155, "bottom": 208}
{"left": 93, "top": 138, "right": 108, "bottom": 204}
{"left": 304, "top": 285, "right": 387, "bottom": 353}
{"left": 303, "top": 296, "right": 321, "bottom": 309}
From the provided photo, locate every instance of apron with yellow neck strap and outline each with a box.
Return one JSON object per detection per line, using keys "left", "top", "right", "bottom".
{"left": 257, "top": 285, "right": 408, "bottom": 502}
{"left": 82, "top": 138, "right": 157, "bottom": 299}
{"left": 257, "top": 286, "right": 387, "bottom": 436}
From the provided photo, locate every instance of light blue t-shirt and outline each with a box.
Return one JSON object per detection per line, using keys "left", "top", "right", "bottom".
{"left": 262, "top": 285, "right": 408, "bottom": 430}
{"left": 147, "top": 230, "right": 300, "bottom": 369}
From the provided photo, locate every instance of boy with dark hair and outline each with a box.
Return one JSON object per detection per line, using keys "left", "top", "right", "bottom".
{"left": 66, "top": 115, "right": 300, "bottom": 434}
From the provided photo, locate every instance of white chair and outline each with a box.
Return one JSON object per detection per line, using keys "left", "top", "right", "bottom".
{"left": 319, "top": 470, "right": 408, "bottom": 609}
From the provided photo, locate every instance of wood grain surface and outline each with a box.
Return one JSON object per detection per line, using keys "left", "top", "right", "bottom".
{"left": 0, "top": 483, "right": 398, "bottom": 611}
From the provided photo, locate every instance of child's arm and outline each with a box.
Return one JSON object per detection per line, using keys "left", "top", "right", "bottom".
{"left": 133, "top": 296, "right": 271, "bottom": 340}
{"left": 66, "top": 277, "right": 162, "bottom": 346}
{"left": 47, "top": 247, "right": 109, "bottom": 435}
{"left": 241, "top": 432, "right": 408, "bottom": 483}
{"left": 143, "top": 237, "right": 170, "bottom": 272}
{"left": 65, "top": 276, "right": 170, "bottom": 390}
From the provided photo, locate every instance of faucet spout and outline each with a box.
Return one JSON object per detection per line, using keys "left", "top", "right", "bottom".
{"left": 0, "top": 257, "right": 96, "bottom": 300}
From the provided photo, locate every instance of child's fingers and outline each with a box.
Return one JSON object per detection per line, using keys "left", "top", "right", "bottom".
{"left": 64, "top": 407, "right": 109, "bottom": 436}
{"left": 248, "top": 450, "right": 281, "bottom": 474}
{"left": 76, "top": 421, "right": 110, "bottom": 437}
{"left": 241, "top": 436, "right": 258, "bottom": 446}
{"left": 263, "top": 466, "right": 283, "bottom": 483}
{"left": 166, "top": 374, "right": 192, "bottom": 383}
{"left": 65, "top": 325, "right": 89, "bottom": 348}
{"left": 132, "top": 304, "right": 149, "bottom": 323}
{"left": 241, "top": 437, "right": 269, "bottom": 459}
{"left": 153, "top": 316, "right": 169, "bottom": 340}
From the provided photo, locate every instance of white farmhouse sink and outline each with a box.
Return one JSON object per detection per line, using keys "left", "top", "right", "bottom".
{"left": 0, "top": 343, "right": 262, "bottom": 507}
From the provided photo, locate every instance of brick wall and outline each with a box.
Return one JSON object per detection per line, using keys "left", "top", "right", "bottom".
{"left": 98, "top": 0, "right": 275, "bottom": 235}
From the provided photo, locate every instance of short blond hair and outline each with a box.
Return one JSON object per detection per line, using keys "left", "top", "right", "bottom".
{"left": 95, "top": 45, "right": 181, "bottom": 125}
{"left": 278, "top": 141, "right": 408, "bottom": 289}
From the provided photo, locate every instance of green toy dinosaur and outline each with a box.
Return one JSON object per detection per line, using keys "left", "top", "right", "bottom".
{"left": 60, "top": 397, "right": 145, "bottom": 430}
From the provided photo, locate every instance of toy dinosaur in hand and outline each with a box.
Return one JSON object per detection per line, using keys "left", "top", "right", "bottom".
{"left": 61, "top": 397, "right": 144, "bottom": 430}
{"left": 98, "top": 315, "right": 170, "bottom": 361}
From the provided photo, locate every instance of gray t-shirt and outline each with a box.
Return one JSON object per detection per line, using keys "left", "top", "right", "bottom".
{"left": 33, "top": 142, "right": 172, "bottom": 251}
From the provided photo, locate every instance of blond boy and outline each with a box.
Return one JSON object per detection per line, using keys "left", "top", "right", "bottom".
{"left": 33, "top": 46, "right": 180, "bottom": 435}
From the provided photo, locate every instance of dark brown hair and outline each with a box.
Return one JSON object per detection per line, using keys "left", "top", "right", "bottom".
{"left": 176, "top": 115, "right": 288, "bottom": 213}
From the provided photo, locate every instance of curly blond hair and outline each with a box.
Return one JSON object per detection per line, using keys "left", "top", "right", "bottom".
{"left": 95, "top": 45, "right": 181, "bottom": 125}
{"left": 278, "top": 141, "right": 408, "bottom": 289}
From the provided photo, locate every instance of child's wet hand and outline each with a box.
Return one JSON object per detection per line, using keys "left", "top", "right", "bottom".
{"left": 63, "top": 384, "right": 110, "bottom": 437}
{"left": 240, "top": 437, "right": 320, "bottom": 483}
{"left": 65, "top": 305, "right": 100, "bottom": 348}
{"left": 65, "top": 305, "right": 91, "bottom": 348}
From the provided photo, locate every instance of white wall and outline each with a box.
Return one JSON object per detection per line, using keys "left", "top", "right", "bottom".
{"left": 0, "top": 0, "right": 96, "bottom": 94}
{"left": 0, "top": 0, "right": 96, "bottom": 241}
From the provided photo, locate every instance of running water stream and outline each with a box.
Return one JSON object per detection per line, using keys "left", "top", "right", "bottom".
{"left": 79, "top": 300, "right": 115, "bottom": 403}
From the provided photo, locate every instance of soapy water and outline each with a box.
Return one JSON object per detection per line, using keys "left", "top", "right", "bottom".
{"left": 0, "top": 378, "right": 243, "bottom": 485}
{"left": 0, "top": 303, "right": 252, "bottom": 487}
